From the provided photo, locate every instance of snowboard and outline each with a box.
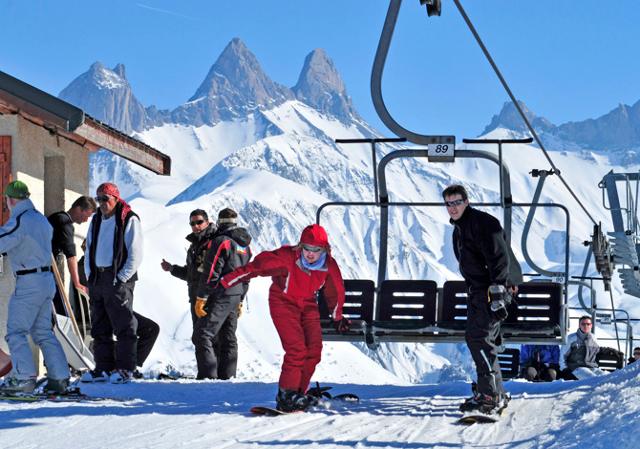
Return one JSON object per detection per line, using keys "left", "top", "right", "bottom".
{"left": 250, "top": 406, "right": 304, "bottom": 416}
{"left": 250, "top": 392, "right": 359, "bottom": 416}
{"left": 456, "top": 404, "right": 507, "bottom": 425}
{"left": 456, "top": 413, "right": 501, "bottom": 424}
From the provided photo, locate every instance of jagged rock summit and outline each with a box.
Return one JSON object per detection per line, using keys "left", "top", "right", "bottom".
{"left": 293, "top": 48, "right": 358, "bottom": 122}
{"left": 481, "top": 100, "right": 554, "bottom": 136}
{"left": 59, "top": 62, "right": 147, "bottom": 133}
{"left": 172, "top": 38, "right": 294, "bottom": 126}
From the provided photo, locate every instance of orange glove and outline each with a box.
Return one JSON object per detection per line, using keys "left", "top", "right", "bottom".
{"left": 195, "top": 297, "right": 207, "bottom": 318}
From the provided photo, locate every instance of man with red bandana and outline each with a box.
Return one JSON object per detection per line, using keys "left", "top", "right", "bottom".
{"left": 82, "top": 182, "right": 143, "bottom": 384}
{"left": 220, "top": 224, "right": 349, "bottom": 412}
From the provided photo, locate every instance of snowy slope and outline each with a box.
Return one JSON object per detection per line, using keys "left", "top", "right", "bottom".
{"left": 2, "top": 361, "right": 638, "bottom": 449}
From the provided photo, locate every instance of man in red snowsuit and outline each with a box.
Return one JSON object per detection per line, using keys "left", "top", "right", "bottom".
{"left": 220, "top": 224, "right": 349, "bottom": 412}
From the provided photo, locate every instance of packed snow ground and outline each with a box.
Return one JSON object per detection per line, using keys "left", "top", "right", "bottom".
{"left": 2, "top": 361, "right": 638, "bottom": 449}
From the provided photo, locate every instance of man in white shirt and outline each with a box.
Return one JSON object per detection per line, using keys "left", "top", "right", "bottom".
{"left": 83, "top": 182, "right": 143, "bottom": 384}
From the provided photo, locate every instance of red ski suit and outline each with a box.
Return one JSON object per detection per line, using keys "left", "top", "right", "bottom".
{"left": 221, "top": 245, "right": 345, "bottom": 392}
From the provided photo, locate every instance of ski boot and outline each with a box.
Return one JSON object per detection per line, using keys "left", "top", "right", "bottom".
{"left": 80, "top": 369, "right": 110, "bottom": 383}
{"left": 0, "top": 377, "right": 37, "bottom": 394}
{"left": 460, "top": 392, "right": 507, "bottom": 415}
{"left": 276, "top": 388, "right": 312, "bottom": 412}
{"left": 44, "top": 378, "right": 70, "bottom": 394}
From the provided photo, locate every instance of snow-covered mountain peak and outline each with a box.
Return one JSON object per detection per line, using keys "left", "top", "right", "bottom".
{"left": 174, "top": 38, "right": 294, "bottom": 126}
{"left": 73, "top": 61, "right": 128, "bottom": 91}
{"left": 59, "top": 61, "right": 147, "bottom": 133}
{"left": 293, "top": 49, "right": 358, "bottom": 122}
{"left": 482, "top": 100, "right": 555, "bottom": 135}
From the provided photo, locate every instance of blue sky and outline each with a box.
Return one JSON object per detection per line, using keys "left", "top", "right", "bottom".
{"left": 2, "top": 0, "right": 640, "bottom": 138}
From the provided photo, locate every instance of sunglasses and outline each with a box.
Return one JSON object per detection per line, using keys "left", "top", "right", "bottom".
{"left": 94, "top": 195, "right": 111, "bottom": 203}
{"left": 444, "top": 199, "right": 465, "bottom": 208}
{"left": 302, "top": 244, "right": 324, "bottom": 253}
{"left": 190, "top": 219, "right": 205, "bottom": 226}
{"left": 580, "top": 322, "right": 593, "bottom": 326}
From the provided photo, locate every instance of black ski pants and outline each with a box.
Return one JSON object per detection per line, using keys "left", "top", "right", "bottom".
{"left": 89, "top": 270, "right": 138, "bottom": 372}
{"left": 134, "top": 312, "right": 159, "bottom": 368}
{"left": 188, "top": 285, "right": 227, "bottom": 377}
{"left": 192, "top": 294, "right": 240, "bottom": 380}
{"left": 465, "top": 289, "right": 505, "bottom": 398}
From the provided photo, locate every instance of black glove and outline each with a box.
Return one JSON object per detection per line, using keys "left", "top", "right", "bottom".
{"left": 333, "top": 317, "right": 351, "bottom": 334}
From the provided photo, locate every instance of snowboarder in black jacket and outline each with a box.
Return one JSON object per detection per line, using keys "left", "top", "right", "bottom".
{"left": 192, "top": 208, "right": 251, "bottom": 380}
{"left": 443, "top": 184, "right": 522, "bottom": 414}
{"left": 161, "top": 209, "right": 217, "bottom": 324}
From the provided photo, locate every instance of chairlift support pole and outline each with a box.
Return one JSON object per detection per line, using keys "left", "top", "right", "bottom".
{"left": 462, "top": 138, "right": 534, "bottom": 209}
{"left": 335, "top": 137, "right": 406, "bottom": 204}
{"left": 371, "top": 0, "right": 454, "bottom": 148}
{"left": 600, "top": 170, "right": 640, "bottom": 233}
{"left": 376, "top": 149, "right": 513, "bottom": 286}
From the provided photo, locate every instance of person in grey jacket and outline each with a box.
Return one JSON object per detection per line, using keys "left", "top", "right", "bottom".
{"left": 560, "top": 315, "right": 600, "bottom": 379}
{"left": 0, "top": 181, "right": 70, "bottom": 394}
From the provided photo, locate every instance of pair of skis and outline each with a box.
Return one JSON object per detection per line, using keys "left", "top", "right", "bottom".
{"left": 0, "top": 386, "right": 124, "bottom": 403}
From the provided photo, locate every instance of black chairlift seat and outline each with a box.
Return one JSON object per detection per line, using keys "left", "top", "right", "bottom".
{"left": 319, "top": 279, "right": 565, "bottom": 346}
{"left": 370, "top": 280, "right": 438, "bottom": 337}
{"left": 502, "top": 282, "right": 564, "bottom": 341}
{"left": 498, "top": 347, "right": 521, "bottom": 380}
{"left": 596, "top": 347, "right": 625, "bottom": 372}
{"left": 319, "top": 279, "right": 374, "bottom": 342}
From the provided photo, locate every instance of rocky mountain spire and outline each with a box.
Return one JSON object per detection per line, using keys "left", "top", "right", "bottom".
{"left": 172, "top": 38, "right": 294, "bottom": 126}
{"left": 58, "top": 62, "right": 147, "bottom": 133}
{"left": 292, "top": 49, "right": 358, "bottom": 122}
{"left": 551, "top": 101, "right": 640, "bottom": 150}
{"left": 481, "top": 100, "right": 554, "bottom": 135}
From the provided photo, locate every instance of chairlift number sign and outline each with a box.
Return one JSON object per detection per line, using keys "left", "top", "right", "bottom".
{"left": 427, "top": 140, "right": 455, "bottom": 162}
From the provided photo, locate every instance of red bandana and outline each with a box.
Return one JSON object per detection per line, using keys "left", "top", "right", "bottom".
{"left": 97, "top": 182, "right": 132, "bottom": 222}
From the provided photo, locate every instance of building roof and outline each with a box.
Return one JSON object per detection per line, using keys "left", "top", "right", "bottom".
{"left": 0, "top": 70, "right": 170, "bottom": 175}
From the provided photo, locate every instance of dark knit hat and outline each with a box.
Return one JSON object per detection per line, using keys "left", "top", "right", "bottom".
{"left": 217, "top": 208, "right": 237, "bottom": 224}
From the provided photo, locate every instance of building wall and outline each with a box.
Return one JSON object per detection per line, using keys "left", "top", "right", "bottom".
{"left": 0, "top": 114, "right": 92, "bottom": 372}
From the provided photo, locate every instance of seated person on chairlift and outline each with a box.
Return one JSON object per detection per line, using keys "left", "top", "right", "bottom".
{"left": 518, "top": 344, "right": 560, "bottom": 382}
{"left": 560, "top": 316, "right": 604, "bottom": 380}
{"left": 628, "top": 347, "right": 640, "bottom": 365}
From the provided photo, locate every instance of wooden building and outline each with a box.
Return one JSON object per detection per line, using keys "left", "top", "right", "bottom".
{"left": 0, "top": 70, "right": 171, "bottom": 370}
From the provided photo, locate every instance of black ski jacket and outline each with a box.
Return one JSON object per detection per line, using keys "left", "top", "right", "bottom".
{"left": 197, "top": 224, "right": 252, "bottom": 299}
{"left": 170, "top": 223, "right": 217, "bottom": 288}
{"left": 451, "top": 206, "right": 522, "bottom": 291}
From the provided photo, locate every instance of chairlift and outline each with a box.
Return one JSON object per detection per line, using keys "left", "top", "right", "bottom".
{"left": 315, "top": 0, "right": 578, "bottom": 349}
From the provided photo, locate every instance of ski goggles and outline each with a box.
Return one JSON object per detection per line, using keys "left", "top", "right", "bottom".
{"left": 302, "top": 244, "right": 324, "bottom": 253}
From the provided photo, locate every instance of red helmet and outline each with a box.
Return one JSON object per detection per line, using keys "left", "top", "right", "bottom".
{"left": 299, "top": 224, "right": 329, "bottom": 248}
